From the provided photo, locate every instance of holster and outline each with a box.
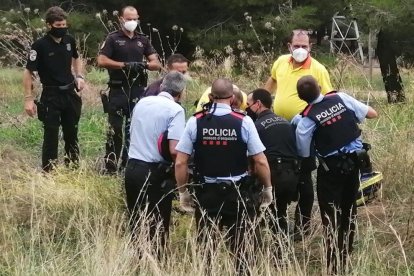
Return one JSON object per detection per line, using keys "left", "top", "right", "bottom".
{"left": 355, "top": 149, "right": 372, "bottom": 174}
{"left": 34, "top": 99, "right": 46, "bottom": 122}
{"left": 100, "top": 90, "right": 110, "bottom": 113}
{"left": 238, "top": 176, "right": 261, "bottom": 209}
{"left": 152, "top": 163, "right": 175, "bottom": 194}
{"left": 320, "top": 153, "right": 357, "bottom": 174}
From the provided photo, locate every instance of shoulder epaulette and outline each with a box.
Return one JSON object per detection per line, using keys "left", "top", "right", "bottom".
{"left": 230, "top": 110, "right": 246, "bottom": 120}
{"left": 135, "top": 32, "right": 148, "bottom": 37}
{"left": 232, "top": 109, "right": 246, "bottom": 116}
{"left": 301, "top": 104, "right": 313, "bottom": 117}
{"left": 325, "top": 90, "right": 338, "bottom": 96}
{"left": 194, "top": 110, "right": 206, "bottom": 119}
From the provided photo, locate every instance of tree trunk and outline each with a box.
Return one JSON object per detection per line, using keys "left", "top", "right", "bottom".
{"left": 376, "top": 30, "right": 405, "bottom": 103}
{"left": 316, "top": 24, "right": 326, "bottom": 46}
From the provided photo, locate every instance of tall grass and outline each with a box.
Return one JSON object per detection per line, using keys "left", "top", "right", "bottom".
{"left": 1, "top": 163, "right": 412, "bottom": 275}
{"left": 0, "top": 64, "right": 413, "bottom": 275}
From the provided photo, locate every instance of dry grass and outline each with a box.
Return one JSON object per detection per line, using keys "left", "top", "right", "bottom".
{"left": 0, "top": 63, "right": 413, "bottom": 275}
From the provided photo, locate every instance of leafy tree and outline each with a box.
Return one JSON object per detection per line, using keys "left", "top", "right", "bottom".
{"left": 350, "top": 0, "right": 414, "bottom": 103}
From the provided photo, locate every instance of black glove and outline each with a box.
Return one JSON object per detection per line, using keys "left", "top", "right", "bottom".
{"left": 124, "top": 61, "right": 148, "bottom": 71}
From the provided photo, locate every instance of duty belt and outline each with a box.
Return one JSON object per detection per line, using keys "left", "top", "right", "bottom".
{"left": 203, "top": 179, "right": 236, "bottom": 186}
{"left": 43, "top": 82, "right": 75, "bottom": 91}
{"left": 273, "top": 157, "right": 298, "bottom": 164}
{"left": 108, "top": 79, "right": 144, "bottom": 87}
{"left": 270, "top": 157, "right": 300, "bottom": 169}
{"left": 195, "top": 175, "right": 252, "bottom": 187}
{"left": 129, "top": 158, "right": 173, "bottom": 173}
{"left": 318, "top": 152, "right": 358, "bottom": 173}
{"left": 129, "top": 158, "right": 160, "bottom": 168}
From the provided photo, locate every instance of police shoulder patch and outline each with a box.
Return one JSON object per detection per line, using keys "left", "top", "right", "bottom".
{"left": 137, "top": 41, "right": 143, "bottom": 47}
{"left": 66, "top": 43, "right": 71, "bottom": 51}
{"left": 29, "top": 50, "right": 37, "bottom": 61}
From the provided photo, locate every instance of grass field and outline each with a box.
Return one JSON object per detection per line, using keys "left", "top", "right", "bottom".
{"left": 0, "top": 63, "right": 413, "bottom": 275}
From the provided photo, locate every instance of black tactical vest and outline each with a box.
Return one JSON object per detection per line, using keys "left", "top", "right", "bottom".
{"left": 255, "top": 110, "right": 298, "bottom": 162}
{"left": 194, "top": 111, "right": 248, "bottom": 177}
{"left": 301, "top": 93, "right": 361, "bottom": 156}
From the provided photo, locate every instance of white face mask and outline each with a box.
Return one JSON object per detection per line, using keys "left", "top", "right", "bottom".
{"left": 291, "top": 47, "right": 309, "bottom": 63}
{"left": 123, "top": 20, "right": 138, "bottom": 32}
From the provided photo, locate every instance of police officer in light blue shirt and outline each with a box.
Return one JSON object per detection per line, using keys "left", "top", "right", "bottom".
{"left": 175, "top": 78, "right": 273, "bottom": 273}
{"left": 175, "top": 101, "right": 267, "bottom": 183}
{"left": 295, "top": 92, "right": 373, "bottom": 158}
{"left": 124, "top": 71, "right": 186, "bottom": 250}
{"left": 294, "top": 75, "right": 378, "bottom": 274}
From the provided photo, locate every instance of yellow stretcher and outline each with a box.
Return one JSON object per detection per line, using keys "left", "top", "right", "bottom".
{"left": 356, "top": 171, "right": 383, "bottom": 206}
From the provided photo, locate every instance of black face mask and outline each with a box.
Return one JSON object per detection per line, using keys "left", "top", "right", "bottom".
{"left": 246, "top": 106, "right": 257, "bottom": 121}
{"left": 49, "top": 27, "right": 68, "bottom": 38}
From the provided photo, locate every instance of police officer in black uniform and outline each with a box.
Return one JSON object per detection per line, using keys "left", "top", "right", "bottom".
{"left": 175, "top": 79, "right": 273, "bottom": 273}
{"left": 97, "top": 5, "right": 161, "bottom": 174}
{"left": 246, "top": 89, "right": 299, "bottom": 236}
{"left": 23, "top": 6, "right": 85, "bottom": 172}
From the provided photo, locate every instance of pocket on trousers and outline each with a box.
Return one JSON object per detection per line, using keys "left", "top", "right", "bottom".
{"left": 274, "top": 169, "right": 299, "bottom": 202}
{"left": 34, "top": 100, "right": 46, "bottom": 122}
{"left": 73, "top": 92, "right": 82, "bottom": 104}
{"left": 108, "top": 90, "right": 127, "bottom": 116}
{"left": 69, "top": 93, "right": 82, "bottom": 118}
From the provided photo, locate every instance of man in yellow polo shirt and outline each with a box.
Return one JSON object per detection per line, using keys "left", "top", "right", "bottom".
{"left": 264, "top": 29, "right": 333, "bottom": 238}
{"left": 265, "top": 31, "right": 332, "bottom": 120}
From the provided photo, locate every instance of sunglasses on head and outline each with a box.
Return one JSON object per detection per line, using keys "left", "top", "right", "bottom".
{"left": 292, "top": 29, "right": 309, "bottom": 35}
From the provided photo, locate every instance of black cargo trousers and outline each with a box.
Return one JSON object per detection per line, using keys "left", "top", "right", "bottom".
{"left": 104, "top": 83, "right": 144, "bottom": 173}
{"left": 294, "top": 156, "right": 316, "bottom": 234}
{"left": 193, "top": 177, "right": 260, "bottom": 273}
{"left": 124, "top": 159, "right": 175, "bottom": 250}
{"left": 37, "top": 85, "right": 82, "bottom": 172}
{"left": 268, "top": 159, "right": 300, "bottom": 236}
{"left": 317, "top": 153, "right": 360, "bottom": 274}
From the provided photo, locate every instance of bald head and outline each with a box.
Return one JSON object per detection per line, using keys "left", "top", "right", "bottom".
{"left": 297, "top": 75, "right": 320, "bottom": 103}
{"left": 121, "top": 6, "right": 138, "bottom": 17}
{"left": 211, "top": 78, "right": 234, "bottom": 99}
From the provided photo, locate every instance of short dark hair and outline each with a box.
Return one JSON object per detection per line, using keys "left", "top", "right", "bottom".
{"left": 297, "top": 75, "right": 320, "bottom": 103}
{"left": 251, "top": 88, "right": 272, "bottom": 108}
{"left": 166, "top": 53, "right": 189, "bottom": 67}
{"left": 45, "top": 6, "right": 67, "bottom": 24}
